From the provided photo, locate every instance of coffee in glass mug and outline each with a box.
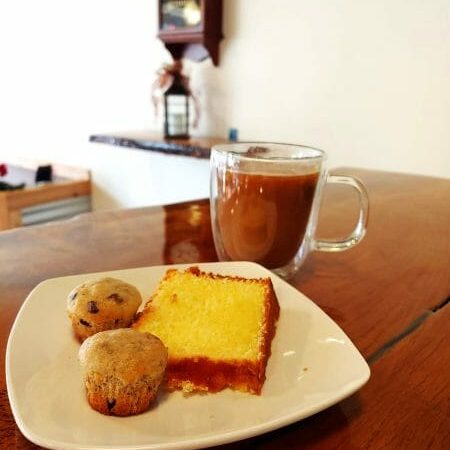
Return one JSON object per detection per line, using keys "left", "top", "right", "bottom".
{"left": 210, "top": 143, "right": 369, "bottom": 278}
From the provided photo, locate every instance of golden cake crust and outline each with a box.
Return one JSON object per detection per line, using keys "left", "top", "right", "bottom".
{"left": 133, "top": 266, "right": 279, "bottom": 395}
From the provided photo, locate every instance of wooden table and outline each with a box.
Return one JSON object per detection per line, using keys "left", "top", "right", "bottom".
{"left": 0, "top": 168, "right": 449, "bottom": 449}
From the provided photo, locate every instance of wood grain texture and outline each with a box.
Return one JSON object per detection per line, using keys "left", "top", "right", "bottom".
{"left": 293, "top": 168, "right": 450, "bottom": 357}
{"left": 0, "top": 168, "right": 449, "bottom": 449}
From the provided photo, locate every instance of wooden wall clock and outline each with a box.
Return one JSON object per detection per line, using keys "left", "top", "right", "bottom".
{"left": 158, "top": 0, "right": 223, "bottom": 66}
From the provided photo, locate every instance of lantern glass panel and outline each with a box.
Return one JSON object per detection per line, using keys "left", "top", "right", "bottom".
{"left": 165, "top": 94, "right": 189, "bottom": 138}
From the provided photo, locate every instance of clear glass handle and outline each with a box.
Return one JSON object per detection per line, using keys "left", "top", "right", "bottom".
{"left": 313, "top": 175, "right": 369, "bottom": 252}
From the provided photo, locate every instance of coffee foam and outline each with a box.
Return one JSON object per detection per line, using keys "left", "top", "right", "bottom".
{"left": 231, "top": 159, "right": 321, "bottom": 176}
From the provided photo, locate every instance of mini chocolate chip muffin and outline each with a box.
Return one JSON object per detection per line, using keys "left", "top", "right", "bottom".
{"left": 67, "top": 277, "right": 142, "bottom": 342}
{"left": 78, "top": 328, "right": 168, "bottom": 416}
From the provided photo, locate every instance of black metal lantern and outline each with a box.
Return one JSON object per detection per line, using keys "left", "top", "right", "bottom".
{"left": 164, "top": 70, "right": 190, "bottom": 139}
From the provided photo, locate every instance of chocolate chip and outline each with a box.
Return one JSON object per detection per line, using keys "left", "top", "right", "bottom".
{"left": 79, "top": 318, "right": 91, "bottom": 327}
{"left": 107, "top": 399, "right": 116, "bottom": 410}
{"left": 87, "top": 301, "right": 99, "bottom": 313}
{"left": 107, "top": 293, "right": 124, "bottom": 304}
{"left": 69, "top": 291, "right": 78, "bottom": 302}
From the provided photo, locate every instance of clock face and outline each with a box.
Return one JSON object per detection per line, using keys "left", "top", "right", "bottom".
{"left": 161, "top": 0, "right": 202, "bottom": 31}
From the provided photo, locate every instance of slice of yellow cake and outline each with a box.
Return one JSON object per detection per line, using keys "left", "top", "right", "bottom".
{"left": 132, "top": 266, "right": 279, "bottom": 395}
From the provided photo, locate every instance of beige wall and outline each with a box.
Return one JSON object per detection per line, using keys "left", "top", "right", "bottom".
{"left": 0, "top": 1, "right": 448, "bottom": 210}
{"left": 191, "top": 0, "right": 450, "bottom": 177}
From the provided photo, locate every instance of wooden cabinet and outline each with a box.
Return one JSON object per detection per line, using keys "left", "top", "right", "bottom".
{"left": 0, "top": 162, "right": 91, "bottom": 230}
{"left": 158, "top": 0, "right": 223, "bottom": 65}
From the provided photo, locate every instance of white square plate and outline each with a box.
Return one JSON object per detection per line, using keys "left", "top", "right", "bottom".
{"left": 6, "top": 262, "right": 370, "bottom": 450}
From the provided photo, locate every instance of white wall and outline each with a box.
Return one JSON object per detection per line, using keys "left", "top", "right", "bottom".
{"left": 191, "top": 0, "right": 450, "bottom": 177}
{"left": 0, "top": 0, "right": 177, "bottom": 209}
{"left": 0, "top": 1, "right": 449, "bottom": 211}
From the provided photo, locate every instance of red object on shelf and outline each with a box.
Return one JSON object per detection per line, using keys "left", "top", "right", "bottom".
{"left": 0, "top": 163, "right": 7, "bottom": 177}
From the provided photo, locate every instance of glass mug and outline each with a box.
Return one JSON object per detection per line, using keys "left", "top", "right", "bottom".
{"left": 210, "top": 143, "right": 369, "bottom": 278}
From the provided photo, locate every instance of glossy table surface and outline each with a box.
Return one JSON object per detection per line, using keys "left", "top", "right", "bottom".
{"left": 0, "top": 168, "right": 449, "bottom": 449}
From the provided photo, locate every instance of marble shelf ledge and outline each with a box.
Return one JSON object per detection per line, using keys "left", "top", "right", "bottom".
{"left": 89, "top": 131, "right": 230, "bottom": 159}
